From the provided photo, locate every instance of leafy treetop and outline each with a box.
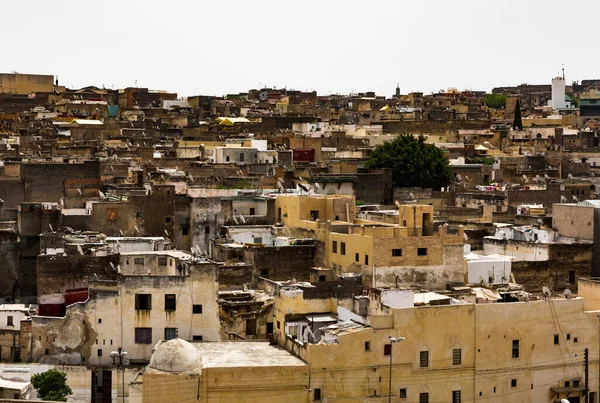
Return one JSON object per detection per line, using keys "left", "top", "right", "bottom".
{"left": 365, "top": 134, "right": 453, "bottom": 189}
{"left": 485, "top": 94, "right": 507, "bottom": 109}
{"left": 31, "top": 369, "right": 73, "bottom": 402}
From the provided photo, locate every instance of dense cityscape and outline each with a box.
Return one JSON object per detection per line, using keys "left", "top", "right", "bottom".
{"left": 0, "top": 68, "right": 599, "bottom": 402}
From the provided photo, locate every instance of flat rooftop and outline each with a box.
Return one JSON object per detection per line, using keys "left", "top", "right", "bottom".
{"left": 191, "top": 342, "right": 307, "bottom": 368}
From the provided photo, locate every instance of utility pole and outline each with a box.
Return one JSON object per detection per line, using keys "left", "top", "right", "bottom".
{"left": 598, "top": 314, "right": 600, "bottom": 403}
{"left": 585, "top": 348, "right": 589, "bottom": 403}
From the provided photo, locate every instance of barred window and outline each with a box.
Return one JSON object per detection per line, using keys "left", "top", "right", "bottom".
{"left": 453, "top": 348, "right": 461, "bottom": 365}
{"left": 135, "top": 328, "right": 152, "bottom": 344}
{"left": 420, "top": 350, "right": 429, "bottom": 368}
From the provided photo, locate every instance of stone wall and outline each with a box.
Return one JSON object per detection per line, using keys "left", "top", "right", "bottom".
{"left": 244, "top": 245, "right": 316, "bottom": 282}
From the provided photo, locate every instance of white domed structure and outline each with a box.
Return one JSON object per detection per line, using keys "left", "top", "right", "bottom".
{"left": 148, "top": 338, "right": 202, "bottom": 373}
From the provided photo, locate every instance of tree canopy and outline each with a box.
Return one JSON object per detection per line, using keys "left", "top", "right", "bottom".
{"left": 485, "top": 94, "right": 506, "bottom": 109}
{"left": 365, "top": 134, "right": 453, "bottom": 189}
{"left": 31, "top": 369, "right": 73, "bottom": 402}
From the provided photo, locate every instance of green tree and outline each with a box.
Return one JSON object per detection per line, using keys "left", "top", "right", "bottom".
{"left": 513, "top": 98, "right": 523, "bottom": 130}
{"left": 365, "top": 134, "right": 453, "bottom": 189}
{"left": 31, "top": 369, "right": 73, "bottom": 402}
{"left": 485, "top": 94, "right": 506, "bottom": 109}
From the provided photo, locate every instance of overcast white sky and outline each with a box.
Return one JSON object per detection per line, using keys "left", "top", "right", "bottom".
{"left": 2, "top": 0, "right": 598, "bottom": 97}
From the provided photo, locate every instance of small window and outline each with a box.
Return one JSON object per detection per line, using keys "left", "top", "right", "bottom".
{"left": 181, "top": 226, "right": 189, "bottom": 236}
{"left": 97, "top": 349, "right": 102, "bottom": 357}
{"left": 165, "top": 294, "right": 176, "bottom": 311}
{"left": 365, "top": 255, "right": 369, "bottom": 265}
{"left": 164, "top": 216, "right": 171, "bottom": 223}
{"left": 355, "top": 253, "right": 359, "bottom": 262}
{"left": 158, "top": 256, "right": 167, "bottom": 266}
{"left": 420, "top": 350, "right": 429, "bottom": 367}
{"left": 565, "top": 381, "right": 571, "bottom": 387}
{"left": 512, "top": 339, "right": 519, "bottom": 358}
{"left": 261, "top": 269, "right": 269, "bottom": 277}
{"left": 569, "top": 270, "right": 576, "bottom": 284}
{"left": 365, "top": 341, "right": 371, "bottom": 352}
{"left": 332, "top": 240, "right": 337, "bottom": 254}
{"left": 277, "top": 321, "right": 281, "bottom": 329}
{"left": 400, "top": 388, "right": 407, "bottom": 398}
{"left": 574, "top": 337, "right": 578, "bottom": 343}
{"left": 45, "top": 349, "right": 49, "bottom": 355}
{"left": 453, "top": 348, "right": 461, "bottom": 365}
{"left": 554, "top": 334, "right": 559, "bottom": 345}
{"left": 193, "top": 304, "right": 203, "bottom": 314}
{"left": 392, "top": 248, "right": 403, "bottom": 257}
{"left": 98, "top": 318, "right": 102, "bottom": 324}
{"left": 314, "top": 388, "right": 322, "bottom": 401}
{"left": 419, "top": 392, "right": 429, "bottom": 403}
{"left": 318, "top": 275, "right": 326, "bottom": 282}
{"left": 341, "top": 242, "right": 346, "bottom": 256}
{"left": 574, "top": 380, "right": 580, "bottom": 387}
{"left": 6, "top": 316, "right": 13, "bottom": 327}
{"left": 249, "top": 207, "right": 255, "bottom": 215}
{"left": 136, "top": 211, "right": 143, "bottom": 218}
{"left": 205, "top": 226, "right": 210, "bottom": 234}
{"left": 135, "top": 328, "right": 152, "bottom": 344}
{"left": 192, "top": 335, "right": 203, "bottom": 341}
{"left": 511, "top": 379, "right": 517, "bottom": 388}
{"left": 384, "top": 344, "right": 392, "bottom": 356}
{"left": 452, "top": 390, "right": 461, "bottom": 403}
{"left": 135, "top": 294, "right": 152, "bottom": 310}
{"left": 164, "top": 328, "right": 177, "bottom": 340}
{"left": 567, "top": 333, "right": 571, "bottom": 340}
{"left": 310, "top": 210, "right": 319, "bottom": 221}
{"left": 239, "top": 153, "right": 245, "bottom": 162}
{"left": 417, "top": 248, "right": 428, "bottom": 256}
{"left": 134, "top": 257, "right": 144, "bottom": 265}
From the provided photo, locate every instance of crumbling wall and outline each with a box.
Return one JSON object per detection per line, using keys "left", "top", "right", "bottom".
{"left": 244, "top": 245, "right": 316, "bottom": 282}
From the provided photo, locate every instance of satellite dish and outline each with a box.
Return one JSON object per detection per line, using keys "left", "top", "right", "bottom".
{"left": 240, "top": 216, "right": 246, "bottom": 224}
{"left": 48, "top": 224, "right": 54, "bottom": 232}
{"left": 560, "top": 195, "right": 567, "bottom": 203}
{"left": 109, "top": 262, "right": 116, "bottom": 270}
{"left": 77, "top": 245, "right": 84, "bottom": 255}
{"left": 568, "top": 174, "right": 574, "bottom": 179}
{"left": 478, "top": 276, "right": 488, "bottom": 286}
{"left": 563, "top": 289, "right": 573, "bottom": 299}
{"left": 542, "top": 286, "right": 552, "bottom": 299}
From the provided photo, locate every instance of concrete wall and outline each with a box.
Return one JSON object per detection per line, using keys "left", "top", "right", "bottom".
{"left": 0, "top": 74, "right": 54, "bottom": 94}
{"left": 552, "top": 203, "right": 595, "bottom": 240}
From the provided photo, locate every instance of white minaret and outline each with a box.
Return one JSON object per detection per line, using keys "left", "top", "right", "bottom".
{"left": 551, "top": 68, "right": 566, "bottom": 110}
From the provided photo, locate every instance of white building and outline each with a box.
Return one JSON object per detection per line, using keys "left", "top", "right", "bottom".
{"left": 550, "top": 76, "right": 575, "bottom": 110}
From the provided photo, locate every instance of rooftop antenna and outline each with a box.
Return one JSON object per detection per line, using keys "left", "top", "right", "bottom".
{"left": 562, "top": 64, "right": 565, "bottom": 80}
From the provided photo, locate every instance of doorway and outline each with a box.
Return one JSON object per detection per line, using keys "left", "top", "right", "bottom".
{"left": 91, "top": 370, "right": 112, "bottom": 403}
